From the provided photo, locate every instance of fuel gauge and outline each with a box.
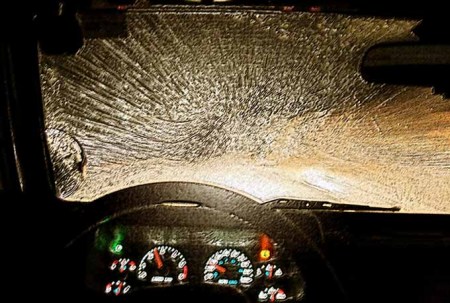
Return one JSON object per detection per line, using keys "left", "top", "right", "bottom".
{"left": 110, "top": 258, "right": 137, "bottom": 274}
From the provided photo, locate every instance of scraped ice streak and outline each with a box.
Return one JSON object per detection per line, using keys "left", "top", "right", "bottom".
{"left": 40, "top": 11, "right": 450, "bottom": 213}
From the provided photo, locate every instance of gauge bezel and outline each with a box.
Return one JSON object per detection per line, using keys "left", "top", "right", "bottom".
{"left": 137, "top": 245, "right": 188, "bottom": 285}
{"left": 203, "top": 248, "right": 255, "bottom": 287}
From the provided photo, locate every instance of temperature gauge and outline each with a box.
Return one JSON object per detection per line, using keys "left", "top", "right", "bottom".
{"left": 258, "top": 287, "right": 287, "bottom": 302}
{"left": 256, "top": 263, "right": 284, "bottom": 280}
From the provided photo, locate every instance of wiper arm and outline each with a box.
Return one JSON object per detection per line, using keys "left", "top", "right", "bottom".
{"left": 266, "top": 199, "right": 401, "bottom": 212}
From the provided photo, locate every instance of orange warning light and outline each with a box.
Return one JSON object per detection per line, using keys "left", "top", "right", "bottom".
{"left": 259, "top": 234, "right": 273, "bottom": 261}
{"left": 260, "top": 249, "right": 271, "bottom": 260}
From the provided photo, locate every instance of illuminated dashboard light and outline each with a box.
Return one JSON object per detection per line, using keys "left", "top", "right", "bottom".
{"left": 109, "top": 229, "right": 125, "bottom": 255}
{"left": 112, "top": 244, "right": 123, "bottom": 253}
{"left": 260, "top": 249, "right": 271, "bottom": 260}
{"left": 259, "top": 233, "right": 274, "bottom": 261}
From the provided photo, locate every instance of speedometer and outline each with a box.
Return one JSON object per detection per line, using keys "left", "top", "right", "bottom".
{"left": 204, "top": 248, "right": 254, "bottom": 287}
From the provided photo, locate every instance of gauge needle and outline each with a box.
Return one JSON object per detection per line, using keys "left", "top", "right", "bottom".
{"left": 115, "top": 282, "right": 123, "bottom": 296}
{"left": 268, "top": 267, "right": 273, "bottom": 279}
{"left": 215, "top": 264, "right": 227, "bottom": 274}
{"left": 270, "top": 293, "right": 276, "bottom": 303}
{"left": 153, "top": 248, "right": 163, "bottom": 269}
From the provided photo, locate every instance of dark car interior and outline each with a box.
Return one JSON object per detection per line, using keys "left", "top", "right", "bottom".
{"left": 2, "top": 1, "right": 450, "bottom": 303}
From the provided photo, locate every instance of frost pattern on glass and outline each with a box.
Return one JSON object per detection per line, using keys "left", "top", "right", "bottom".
{"left": 41, "top": 11, "right": 450, "bottom": 213}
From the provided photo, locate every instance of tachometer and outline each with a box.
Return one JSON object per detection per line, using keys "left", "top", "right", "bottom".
{"left": 204, "top": 248, "right": 254, "bottom": 287}
{"left": 137, "top": 245, "right": 188, "bottom": 284}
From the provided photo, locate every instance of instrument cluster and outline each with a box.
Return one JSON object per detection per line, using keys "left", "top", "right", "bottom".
{"left": 86, "top": 225, "right": 304, "bottom": 302}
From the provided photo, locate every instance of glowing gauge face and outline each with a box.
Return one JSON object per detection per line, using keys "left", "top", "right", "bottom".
{"left": 204, "top": 248, "right": 254, "bottom": 287}
{"left": 258, "top": 287, "right": 287, "bottom": 302}
{"left": 105, "top": 280, "right": 131, "bottom": 296}
{"left": 255, "top": 263, "right": 284, "bottom": 280}
{"left": 137, "top": 246, "right": 188, "bottom": 284}
{"left": 109, "top": 258, "right": 137, "bottom": 274}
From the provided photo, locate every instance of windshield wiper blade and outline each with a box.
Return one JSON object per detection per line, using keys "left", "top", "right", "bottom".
{"left": 266, "top": 199, "right": 401, "bottom": 212}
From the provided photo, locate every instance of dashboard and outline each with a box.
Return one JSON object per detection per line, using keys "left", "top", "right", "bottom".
{"left": 59, "top": 183, "right": 328, "bottom": 303}
{"left": 51, "top": 182, "right": 450, "bottom": 303}
{"left": 87, "top": 218, "right": 303, "bottom": 302}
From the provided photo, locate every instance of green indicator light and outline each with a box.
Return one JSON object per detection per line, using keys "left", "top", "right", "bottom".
{"left": 109, "top": 228, "right": 125, "bottom": 255}
{"left": 113, "top": 244, "right": 123, "bottom": 253}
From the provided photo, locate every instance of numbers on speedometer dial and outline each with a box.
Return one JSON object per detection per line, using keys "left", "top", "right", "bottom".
{"left": 204, "top": 249, "right": 254, "bottom": 287}
{"left": 137, "top": 246, "right": 188, "bottom": 284}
